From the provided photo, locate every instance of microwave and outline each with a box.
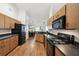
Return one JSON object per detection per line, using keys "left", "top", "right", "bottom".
{"left": 52, "top": 16, "right": 66, "bottom": 29}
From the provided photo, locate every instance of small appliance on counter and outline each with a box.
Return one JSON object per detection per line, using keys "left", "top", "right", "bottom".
{"left": 12, "top": 23, "right": 26, "bottom": 45}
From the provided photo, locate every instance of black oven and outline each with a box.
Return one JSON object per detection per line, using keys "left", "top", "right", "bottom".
{"left": 52, "top": 16, "right": 66, "bottom": 29}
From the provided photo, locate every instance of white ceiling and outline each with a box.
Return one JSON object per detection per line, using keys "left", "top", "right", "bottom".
{"left": 14, "top": 3, "right": 65, "bottom": 26}
{"left": 14, "top": 3, "right": 51, "bottom": 26}
{"left": 15, "top": 3, "right": 51, "bottom": 18}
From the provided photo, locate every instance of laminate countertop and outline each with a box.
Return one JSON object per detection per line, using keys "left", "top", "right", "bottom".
{"left": 55, "top": 44, "right": 79, "bottom": 56}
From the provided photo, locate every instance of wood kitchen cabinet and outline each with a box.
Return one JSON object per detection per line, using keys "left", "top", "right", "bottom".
{"left": 36, "top": 34, "right": 44, "bottom": 43}
{"left": 3, "top": 38, "right": 10, "bottom": 55}
{"left": 47, "top": 41, "right": 54, "bottom": 56}
{"left": 55, "top": 47, "right": 64, "bottom": 56}
{"left": 53, "top": 5, "right": 66, "bottom": 20}
{"left": 0, "top": 40, "right": 5, "bottom": 56}
{"left": 0, "top": 12, "right": 21, "bottom": 29}
{"left": 9, "top": 35, "right": 18, "bottom": 51}
{"left": 16, "top": 20, "right": 21, "bottom": 24}
{"left": 5, "top": 16, "right": 13, "bottom": 29}
{"left": 0, "top": 38, "right": 10, "bottom": 56}
{"left": 48, "top": 16, "right": 54, "bottom": 26}
{"left": 0, "top": 13, "right": 5, "bottom": 28}
{"left": 4, "top": 15, "right": 21, "bottom": 29}
{"left": 66, "top": 3, "right": 79, "bottom": 29}
{"left": 0, "top": 35, "right": 18, "bottom": 56}
{"left": 48, "top": 3, "right": 79, "bottom": 29}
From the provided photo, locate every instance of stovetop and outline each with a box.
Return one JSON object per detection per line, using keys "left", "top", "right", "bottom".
{"left": 48, "top": 38, "right": 70, "bottom": 45}
{"left": 47, "top": 32, "right": 75, "bottom": 45}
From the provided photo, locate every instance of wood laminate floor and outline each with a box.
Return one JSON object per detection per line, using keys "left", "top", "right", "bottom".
{"left": 7, "top": 37, "right": 46, "bottom": 56}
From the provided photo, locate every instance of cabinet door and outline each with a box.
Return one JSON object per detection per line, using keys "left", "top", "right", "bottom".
{"left": 47, "top": 42, "right": 54, "bottom": 56}
{"left": 0, "top": 40, "right": 5, "bottom": 56}
{"left": 5, "top": 16, "right": 15, "bottom": 29}
{"left": 0, "top": 13, "right": 5, "bottom": 28}
{"left": 0, "top": 39, "right": 10, "bottom": 56}
{"left": 55, "top": 47, "right": 64, "bottom": 56}
{"left": 36, "top": 34, "right": 44, "bottom": 43}
{"left": 66, "top": 3, "right": 79, "bottom": 29}
{"left": 9, "top": 37, "right": 14, "bottom": 51}
{"left": 4, "top": 16, "right": 11, "bottom": 29}
{"left": 9, "top": 35, "right": 18, "bottom": 51}
{"left": 10, "top": 18, "right": 16, "bottom": 29}
{"left": 54, "top": 5, "right": 66, "bottom": 20}
{"left": 14, "top": 35, "right": 18, "bottom": 48}
{"left": 3, "top": 39, "right": 10, "bottom": 55}
{"left": 48, "top": 16, "right": 53, "bottom": 27}
{"left": 9, "top": 36, "right": 16, "bottom": 51}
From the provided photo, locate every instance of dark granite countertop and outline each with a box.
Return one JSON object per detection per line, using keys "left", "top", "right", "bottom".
{"left": 55, "top": 44, "right": 79, "bottom": 56}
{"left": 0, "top": 33, "right": 18, "bottom": 40}
{"left": 34, "top": 31, "right": 79, "bottom": 56}
{"left": 45, "top": 32, "right": 79, "bottom": 56}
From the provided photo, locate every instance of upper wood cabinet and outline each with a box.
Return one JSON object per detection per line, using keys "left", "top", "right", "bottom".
{"left": 53, "top": 5, "right": 66, "bottom": 20}
{"left": 66, "top": 3, "right": 79, "bottom": 29}
{"left": 5, "top": 16, "right": 13, "bottom": 29}
{"left": 15, "top": 19, "right": 21, "bottom": 24}
{"left": 0, "top": 13, "right": 5, "bottom": 28}
{"left": 48, "top": 16, "right": 54, "bottom": 26}
{"left": 48, "top": 3, "right": 79, "bottom": 29}
{"left": 4, "top": 15, "right": 21, "bottom": 29}
{"left": 0, "top": 13, "right": 21, "bottom": 29}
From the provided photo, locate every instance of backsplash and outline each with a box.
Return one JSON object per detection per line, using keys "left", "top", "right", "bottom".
{"left": 0, "top": 29, "right": 11, "bottom": 35}
{"left": 48, "top": 29, "right": 79, "bottom": 42}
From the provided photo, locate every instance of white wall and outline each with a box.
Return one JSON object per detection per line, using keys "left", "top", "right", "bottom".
{"left": 0, "top": 3, "right": 26, "bottom": 24}
{"left": 17, "top": 9, "right": 26, "bottom": 24}
{"left": 0, "top": 3, "right": 18, "bottom": 19}
{"left": 49, "top": 3, "right": 66, "bottom": 17}
{"left": 52, "top": 3, "right": 66, "bottom": 15}
{"left": 49, "top": 29, "right": 79, "bottom": 42}
{"left": 0, "top": 3, "right": 19, "bottom": 34}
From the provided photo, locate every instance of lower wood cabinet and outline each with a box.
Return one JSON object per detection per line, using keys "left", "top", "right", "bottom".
{"left": 36, "top": 34, "right": 44, "bottom": 43}
{"left": 47, "top": 41, "right": 54, "bottom": 56}
{"left": 55, "top": 47, "right": 64, "bottom": 56}
{"left": 0, "top": 40, "right": 5, "bottom": 56}
{"left": 9, "top": 35, "right": 18, "bottom": 52}
{"left": 0, "top": 35, "right": 18, "bottom": 56}
{"left": 3, "top": 38, "right": 10, "bottom": 55}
